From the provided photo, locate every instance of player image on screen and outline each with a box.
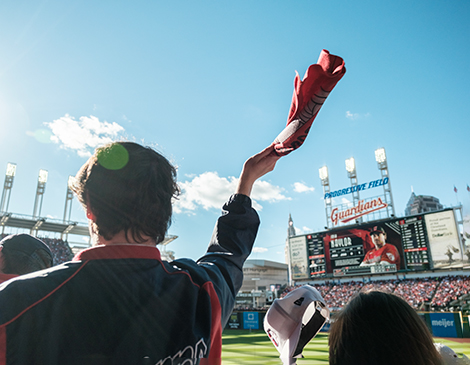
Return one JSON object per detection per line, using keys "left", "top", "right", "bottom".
{"left": 360, "top": 225, "right": 400, "bottom": 267}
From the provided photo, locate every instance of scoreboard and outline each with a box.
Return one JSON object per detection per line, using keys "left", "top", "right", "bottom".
{"left": 307, "top": 233, "right": 326, "bottom": 277}
{"left": 288, "top": 208, "right": 464, "bottom": 280}
{"left": 399, "top": 216, "right": 430, "bottom": 271}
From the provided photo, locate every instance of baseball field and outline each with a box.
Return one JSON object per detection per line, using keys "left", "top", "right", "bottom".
{"left": 221, "top": 330, "right": 470, "bottom": 364}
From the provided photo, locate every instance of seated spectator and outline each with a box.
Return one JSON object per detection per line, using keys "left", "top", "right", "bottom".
{"left": 0, "top": 234, "right": 53, "bottom": 283}
{"left": 329, "top": 290, "right": 442, "bottom": 365}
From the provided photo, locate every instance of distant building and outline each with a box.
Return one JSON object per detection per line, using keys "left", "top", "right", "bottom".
{"left": 405, "top": 192, "right": 444, "bottom": 216}
{"left": 285, "top": 214, "right": 296, "bottom": 268}
{"left": 236, "top": 259, "right": 288, "bottom": 308}
{"left": 288, "top": 213, "right": 296, "bottom": 237}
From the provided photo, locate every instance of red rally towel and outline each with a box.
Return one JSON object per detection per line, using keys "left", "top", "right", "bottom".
{"left": 273, "top": 49, "right": 346, "bottom": 156}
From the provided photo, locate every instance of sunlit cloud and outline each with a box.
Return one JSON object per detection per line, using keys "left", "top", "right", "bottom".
{"left": 346, "top": 111, "right": 370, "bottom": 120}
{"left": 341, "top": 197, "right": 352, "bottom": 206}
{"left": 294, "top": 226, "right": 312, "bottom": 235}
{"left": 293, "top": 182, "right": 314, "bottom": 193}
{"left": 173, "top": 171, "right": 289, "bottom": 214}
{"left": 252, "top": 247, "right": 268, "bottom": 253}
{"left": 45, "top": 114, "right": 125, "bottom": 157}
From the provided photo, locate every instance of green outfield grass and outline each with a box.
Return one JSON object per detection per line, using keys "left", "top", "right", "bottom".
{"left": 221, "top": 330, "right": 470, "bottom": 365}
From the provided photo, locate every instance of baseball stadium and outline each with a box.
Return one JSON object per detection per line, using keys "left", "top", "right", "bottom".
{"left": 1, "top": 149, "right": 469, "bottom": 364}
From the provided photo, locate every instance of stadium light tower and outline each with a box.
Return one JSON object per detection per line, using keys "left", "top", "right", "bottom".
{"left": 345, "top": 157, "right": 361, "bottom": 222}
{"left": 63, "top": 175, "right": 75, "bottom": 223}
{"left": 33, "top": 169, "right": 48, "bottom": 218}
{"left": 375, "top": 147, "right": 395, "bottom": 217}
{"left": 319, "top": 166, "right": 333, "bottom": 229}
{"left": 1, "top": 163, "right": 16, "bottom": 213}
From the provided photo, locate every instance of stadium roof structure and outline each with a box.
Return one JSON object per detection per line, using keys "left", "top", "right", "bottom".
{"left": 244, "top": 259, "right": 288, "bottom": 270}
{"left": 0, "top": 212, "right": 178, "bottom": 246}
{"left": 0, "top": 212, "right": 89, "bottom": 236}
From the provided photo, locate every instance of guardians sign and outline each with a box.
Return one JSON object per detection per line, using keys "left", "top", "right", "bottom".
{"left": 330, "top": 197, "right": 388, "bottom": 226}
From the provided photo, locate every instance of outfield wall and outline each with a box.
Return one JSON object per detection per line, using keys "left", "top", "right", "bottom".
{"left": 227, "top": 311, "right": 470, "bottom": 338}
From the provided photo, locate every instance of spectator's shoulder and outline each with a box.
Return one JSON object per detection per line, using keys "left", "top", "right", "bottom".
{"left": 0, "top": 262, "right": 82, "bottom": 323}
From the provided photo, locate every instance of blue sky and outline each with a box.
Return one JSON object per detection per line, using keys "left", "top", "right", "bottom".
{"left": 0, "top": 1, "right": 469, "bottom": 262}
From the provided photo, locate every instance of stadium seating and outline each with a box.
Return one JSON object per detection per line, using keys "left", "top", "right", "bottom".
{"left": 279, "top": 275, "right": 469, "bottom": 312}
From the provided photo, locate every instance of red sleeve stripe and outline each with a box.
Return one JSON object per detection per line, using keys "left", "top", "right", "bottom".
{"left": 0, "top": 326, "right": 6, "bottom": 365}
{"left": 200, "top": 281, "right": 222, "bottom": 365}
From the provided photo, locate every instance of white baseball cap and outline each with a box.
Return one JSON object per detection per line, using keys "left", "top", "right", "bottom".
{"left": 435, "top": 343, "right": 470, "bottom": 365}
{"left": 264, "top": 285, "right": 330, "bottom": 364}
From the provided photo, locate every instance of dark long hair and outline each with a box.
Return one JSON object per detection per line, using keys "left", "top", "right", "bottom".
{"left": 329, "top": 290, "right": 442, "bottom": 365}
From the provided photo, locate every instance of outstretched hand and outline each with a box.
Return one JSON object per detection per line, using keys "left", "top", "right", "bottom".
{"left": 236, "top": 144, "right": 281, "bottom": 197}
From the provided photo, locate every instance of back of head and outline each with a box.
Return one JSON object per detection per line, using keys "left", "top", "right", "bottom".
{"left": 329, "top": 290, "right": 442, "bottom": 365}
{"left": 71, "top": 142, "right": 180, "bottom": 244}
{"left": 1, "top": 234, "right": 53, "bottom": 275}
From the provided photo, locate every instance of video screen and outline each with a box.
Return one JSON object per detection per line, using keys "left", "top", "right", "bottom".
{"left": 323, "top": 222, "right": 405, "bottom": 276}
{"left": 289, "top": 209, "right": 464, "bottom": 279}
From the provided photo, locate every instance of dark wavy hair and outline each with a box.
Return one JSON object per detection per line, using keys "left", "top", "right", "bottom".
{"left": 71, "top": 142, "right": 180, "bottom": 244}
{"left": 329, "top": 290, "right": 442, "bottom": 365}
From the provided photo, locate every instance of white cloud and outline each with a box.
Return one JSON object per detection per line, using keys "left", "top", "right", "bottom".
{"left": 294, "top": 226, "right": 312, "bottom": 235}
{"left": 45, "top": 114, "right": 125, "bottom": 157}
{"left": 346, "top": 111, "right": 359, "bottom": 120}
{"left": 252, "top": 247, "right": 268, "bottom": 253}
{"left": 293, "top": 182, "right": 314, "bottom": 193}
{"left": 173, "top": 172, "right": 289, "bottom": 214}
{"left": 341, "top": 197, "right": 352, "bottom": 206}
{"left": 346, "top": 111, "right": 370, "bottom": 121}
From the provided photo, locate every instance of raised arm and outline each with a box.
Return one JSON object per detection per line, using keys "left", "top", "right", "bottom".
{"left": 236, "top": 143, "right": 281, "bottom": 197}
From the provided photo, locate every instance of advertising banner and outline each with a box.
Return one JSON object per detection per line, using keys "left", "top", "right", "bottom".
{"left": 242, "top": 312, "right": 259, "bottom": 330}
{"left": 429, "top": 312, "right": 459, "bottom": 338}
{"left": 289, "top": 235, "right": 309, "bottom": 280}
{"left": 330, "top": 197, "right": 389, "bottom": 226}
{"left": 425, "top": 210, "right": 463, "bottom": 269}
{"left": 227, "top": 312, "right": 241, "bottom": 329}
{"left": 462, "top": 192, "right": 470, "bottom": 270}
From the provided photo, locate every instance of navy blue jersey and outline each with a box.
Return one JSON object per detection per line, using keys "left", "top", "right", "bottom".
{"left": 0, "top": 194, "right": 259, "bottom": 365}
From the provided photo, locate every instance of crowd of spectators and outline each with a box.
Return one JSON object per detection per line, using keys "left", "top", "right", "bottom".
{"left": 361, "top": 279, "right": 397, "bottom": 294}
{"left": 394, "top": 278, "right": 439, "bottom": 309}
{"left": 323, "top": 281, "right": 365, "bottom": 310}
{"left": 40, "top": 237, "right": 74, "bottom": 265}
{"left": 279, "top": 275, "right": 469, "bottom": 312}
{"left": 431, "top": 275, "right": 470, "bottom": 309}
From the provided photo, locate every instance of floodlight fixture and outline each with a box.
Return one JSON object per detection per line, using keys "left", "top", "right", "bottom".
{"left": 375, "top": 148, "right": 386, "bottom": 164}
{"left": 67, "top": 175, "right": 75, "bottom": 189}
{"left": 6, "top": 163, "right": 16, "bottom": 177}
{"left": 345, "top": 157, "right": 356, "bottom": 174}
{"left": 38, "top": 169, "right": 48, "bottom": 184}
{"left": 319, "top": 166, "right": 328, "bottom": 181}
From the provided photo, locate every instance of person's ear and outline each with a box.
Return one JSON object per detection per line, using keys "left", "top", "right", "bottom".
{"left": 86, "top": 207, "right": 96, "bottom": 221}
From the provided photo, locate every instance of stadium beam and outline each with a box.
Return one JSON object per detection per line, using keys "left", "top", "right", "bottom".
{"left": 63, "top": 175, "right": 74, "bottom": 223}
{"left": 0, "top": 213, "right": 11, "bottom": 235}
{"left": 30, "top": 218, "right": 45, "bottom": 236}
{"left": 33, "top": 169, "right": 48, "bottom": 218}
{"left": 1, "top": 163, "right": 16, "bottom": 213}
{"left": 319, "top": 166, "right": 332, "bottom": 229}
{"left": 375, "top": 148, "right": 395, "bottom": 217}
{"left": 345, "top": 157, "right": 361, "bottom": 223}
